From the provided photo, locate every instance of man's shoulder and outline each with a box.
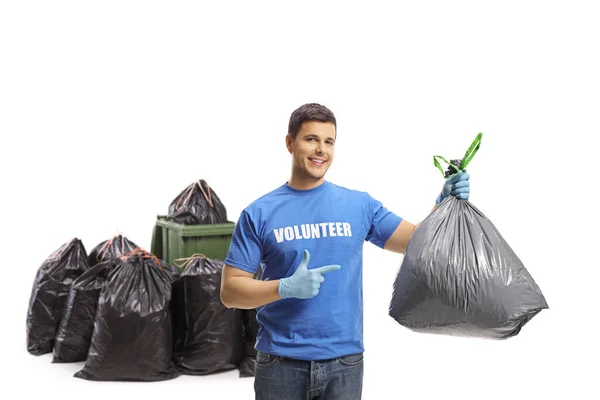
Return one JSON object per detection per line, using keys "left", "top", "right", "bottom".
{"left": 328, "top": 181, "right": 373, "bottom": 201}
{"left": 241, "top": 183, "right": 288, "bottom": 214}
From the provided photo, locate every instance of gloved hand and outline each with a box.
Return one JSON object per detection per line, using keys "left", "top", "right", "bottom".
{"left": 435, "top": 170, "right": 470, "bottom": 206}
{"left": 278, "top": 249, "right": 341, "bottom": 299}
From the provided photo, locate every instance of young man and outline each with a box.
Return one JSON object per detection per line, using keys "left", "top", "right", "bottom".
{"left": 220, "top": 103, "right": 470, "bottom": 400}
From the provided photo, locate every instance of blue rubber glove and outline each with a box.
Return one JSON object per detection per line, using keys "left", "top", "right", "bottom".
{"left": 435, "top": 170, "right": 470, "bottom": 206}
{"left": 278, "top": 249, "right": 341, "bottom": 299}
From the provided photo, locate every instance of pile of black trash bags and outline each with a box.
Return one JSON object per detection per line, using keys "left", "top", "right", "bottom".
{"left": 26, "top": 233, "right": 257, "bottom": 381}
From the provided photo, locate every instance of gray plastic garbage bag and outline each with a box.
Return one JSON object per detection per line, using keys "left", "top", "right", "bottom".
{"left": 389, "top": 133, "right": 548, "bottom": 339}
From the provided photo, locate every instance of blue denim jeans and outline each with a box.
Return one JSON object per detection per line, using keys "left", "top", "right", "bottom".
{"left": 254, "top": 350, "right": 364, "bottom": 400}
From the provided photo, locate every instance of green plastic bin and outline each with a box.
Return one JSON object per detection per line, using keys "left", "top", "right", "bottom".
{"left": 151, "top": 215, "right": 235, "bottom": 268}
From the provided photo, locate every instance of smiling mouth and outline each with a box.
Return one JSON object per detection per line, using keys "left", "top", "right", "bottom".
{"left": 309, "top": 158, "right": 326, "bottom": 167}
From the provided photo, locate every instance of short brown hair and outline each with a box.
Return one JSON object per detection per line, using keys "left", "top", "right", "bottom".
{"left": 288, "top": 103, "right": 337, "bottom": 139}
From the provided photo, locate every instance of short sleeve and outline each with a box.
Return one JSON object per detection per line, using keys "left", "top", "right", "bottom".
{"left": 365, "top": 195, "right": 403, "bottom": 249}
{"left": 224, "top": 210, "right": 263, "bottom": 274}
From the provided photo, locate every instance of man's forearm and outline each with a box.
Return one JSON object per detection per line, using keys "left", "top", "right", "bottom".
{"left": 221, "top": 277, "right": 281, "bottom": 309}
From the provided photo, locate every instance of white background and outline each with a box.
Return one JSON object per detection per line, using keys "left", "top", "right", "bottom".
{"left": 1, "top": 1, "right": 598, "bottom": 399}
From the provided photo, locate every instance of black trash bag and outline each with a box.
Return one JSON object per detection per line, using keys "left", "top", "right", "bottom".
{"left": 26, "top": 238, "right": 89, "bottom": 355}
{"left": 238, "top": 266, "right": 262, "bottom": 378}
{"left": 74, "top": 250, "right": 181, "bottom": 381}
{"left": 238, "top": 308, "right": 259, "bottom": 377}
{"left": 168, "top": 179, "right": 228, "bottom": 225}
{"left": 171, "top": 254, "right": 243, "bottom": 375}
{"left": 52, "top": 259, "right": 120, "bottom": 363}
{"left": 389, "top": 134, "right": 548, "bottom": 339}
{"left": 87, "top": 234, "right": 139, "bottom": 267}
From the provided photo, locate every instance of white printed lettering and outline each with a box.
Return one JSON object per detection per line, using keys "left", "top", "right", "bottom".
{"left": 320, "top": 222, "right": 328, "bottom": 237}
{"left": 284, "top": 227, "right": 294, "bottom": 241}
{"left": 336, "top": 222, "right": 343, "bottom": 236}
{"left": 343, "top": 222, "right": 352, "bottom": 237}
{"left": 328, "top": 222, "right": 336, "bottom": 237}
{"left": 274, "top": 228, "right": 284, "bottom": 243}
{"left": 301, "top": 225, "right": 311, "bottom": 239}
{"left": 273, "top": 222, "right": 354, "bottom": 243}
{"left": 310, "top": 224, "right": 320, "bottom": 238}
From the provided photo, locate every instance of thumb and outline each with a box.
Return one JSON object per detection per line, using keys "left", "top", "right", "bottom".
{"left": 311, "top": 264, "right": 341, "bottom": 275}
{"left": 297, "top": 249, "right": 310, "bottom": 270}
{"left": 447, "top": 170, "right": 464, "bottom": 183}
{"left": 457, "top": 171, "right": 470, "bottom": 181}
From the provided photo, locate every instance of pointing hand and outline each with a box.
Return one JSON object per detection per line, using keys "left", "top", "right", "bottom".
{"left": 277, "top": 249, "right": 341, "bottom": 299}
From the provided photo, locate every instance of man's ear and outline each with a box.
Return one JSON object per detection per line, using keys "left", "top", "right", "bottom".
{"left": 286, "top": 134, "right": 293, "bottom": 154}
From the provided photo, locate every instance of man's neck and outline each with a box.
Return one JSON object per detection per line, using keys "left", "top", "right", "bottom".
{"left": 287, "top": 174, "right": 325, "bottom": 191}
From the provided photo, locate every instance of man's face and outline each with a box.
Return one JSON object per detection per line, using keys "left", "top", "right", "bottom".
{"left": 287, "top": 121, "right": 336, "bottom": 183}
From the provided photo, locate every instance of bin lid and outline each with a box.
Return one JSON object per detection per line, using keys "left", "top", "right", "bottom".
{"left": 156, "top": 216, "right": 235, "bottom": 237}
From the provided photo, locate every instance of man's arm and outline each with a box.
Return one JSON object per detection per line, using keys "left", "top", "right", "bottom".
{"left": 220, "top": 264, "right": 281, "bottom": 309}
{"left": 221, "top": 249, "right": 341, "bottom": 309}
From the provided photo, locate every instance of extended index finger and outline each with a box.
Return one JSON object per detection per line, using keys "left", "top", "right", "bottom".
{"left": 311, "top": 264, "right": 341, "bottom": 275}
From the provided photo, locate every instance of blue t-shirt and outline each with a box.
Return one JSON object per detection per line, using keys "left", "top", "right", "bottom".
{"left": 224, "top": 180, "right": 402, "bottom": 361}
